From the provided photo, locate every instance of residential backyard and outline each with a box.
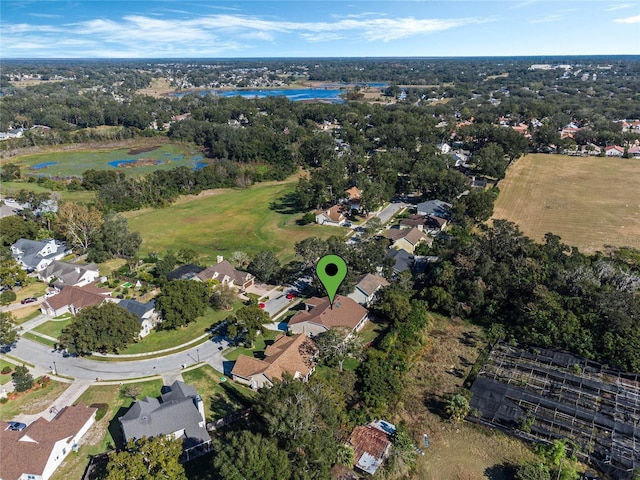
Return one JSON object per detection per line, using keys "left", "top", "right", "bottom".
{"left": 0, "top": 379, "right": 70, "bottom": 421}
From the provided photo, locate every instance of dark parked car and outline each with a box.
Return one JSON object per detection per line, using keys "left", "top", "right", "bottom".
{"left": 6, "top": 421, "right": 27, "bottom": 431}
{"left": 21, "top": 297, "right": 38, "bottom": 304}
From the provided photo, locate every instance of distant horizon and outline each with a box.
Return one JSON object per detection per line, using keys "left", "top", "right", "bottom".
{"left": 2, "top": 54, "right": 639, "bottom": 63}
{"left": 1, "top": 1, "right": 639, "bottom": 59}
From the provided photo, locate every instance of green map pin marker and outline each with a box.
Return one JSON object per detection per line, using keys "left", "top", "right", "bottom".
{"left": 316, "top": 254, "right": 347, "bottom": 307}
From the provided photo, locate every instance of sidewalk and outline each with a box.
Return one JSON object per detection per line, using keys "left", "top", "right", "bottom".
{"left": 12, "top": 380, "right": 93, "bottom": 424}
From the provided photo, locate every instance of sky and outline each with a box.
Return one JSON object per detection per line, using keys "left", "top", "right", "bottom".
{"left": 1, "top": 0, "right": 639, "bottom": 59}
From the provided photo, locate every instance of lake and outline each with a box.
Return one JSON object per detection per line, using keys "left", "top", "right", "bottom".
{"left": 176, "top": 88, "right": 346, "bottom": 103}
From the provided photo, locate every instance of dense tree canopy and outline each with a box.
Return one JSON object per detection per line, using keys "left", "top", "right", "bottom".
{"left": 105, "top": 436, "right": 186, "bottom": 480}
{"left": 58, "top": 303, "right": 140, "bottom": 354}
{"left": 155, "top": 279, "right": 209, "bottom": 329}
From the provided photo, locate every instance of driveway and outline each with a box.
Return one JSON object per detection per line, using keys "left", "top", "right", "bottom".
{"left": 375, "top": 202, "right": 408, "bottom": 224}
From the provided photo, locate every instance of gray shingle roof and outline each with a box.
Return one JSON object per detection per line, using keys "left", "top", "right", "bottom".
{"left": 11, "top": 238, "right": 67, "bottom": 270}
{"left": 119, "top": 381, "right": 209, "bottom": 450}
{"left": 117, "top": 299, "right": 155, "bottom": 321}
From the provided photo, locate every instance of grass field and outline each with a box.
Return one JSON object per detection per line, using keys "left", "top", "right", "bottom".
{"left": 3, "top": 142, "right": 203, "bottom": 178}
{"left": 224, "top": 329, "right": 281, "bottom": 362}
{"left": 125, "top": 177, "right": 343, "bottom": 264}
{"left": 0, "top": 181, "right": 96, "bottom": 203}
{"left": 493, "top": 154, "right": 640, "bottom": 253}
{"left": 399, "top": 315, "right": 536, "bottom": 479}
{"left": 52, "top": 379, "right": 163, "bottom": 480}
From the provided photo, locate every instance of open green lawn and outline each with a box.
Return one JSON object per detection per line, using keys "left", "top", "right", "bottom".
{"left": 52, "top": 379, "right": 163, "bottom": 480}
{"left": 23, "top": 331, "right": 57, "bottom": 347}
{"left": 117, "top": 304, "right": 240, "bottom": 355}
{"left": 14, "top": 279, "right": 47, "bottom": 303}
{"left": 4, "top": 143, "right": 204, "bottom": 179}
{"left": 224, "top": 329, "right": 281, "bottom": 362}
{"left": 32, "top": 318, "right": 73, "bottom": 340}
{"left": 182, "top": 364, "right": 255, "bottom": 421}
{"left": 0, "top": 379, "right": 70, "bottom": 421}
{"left": 493, "top": 153, "right": 640, "bottom": 253}
{"left": 0, "top": 359, "right": 15, "bottom": 385}
{"left": 124, "top": 177, "right": 344, "bottom": 264}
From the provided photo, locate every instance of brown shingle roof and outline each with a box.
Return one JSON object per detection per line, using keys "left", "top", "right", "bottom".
{"left": 356, "top": 274, "right": 389, "bottom": 296}
{"left": 386, "top": 227, "right": 431, "bottom": 246}
{"left": 345, "top": 186, "right": 362, "bottom": 200}
{"left": 231, "top": 334, "right": 318, "bottom": 382}
{"left": 288, "top": 296, "right": 368, "bottom": 331}
{"left": 317, "top": 205, "right": 345, "bottom": 223}
{"left": 0, "top": 403, "right": 96, "bottom": 480}
{"left": 43, "top": 284, "right": 110, "bottom": 312}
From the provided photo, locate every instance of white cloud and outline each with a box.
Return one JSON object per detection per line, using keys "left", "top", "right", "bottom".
{"left": 530, "top": 14, "right": 562, "bottom": 24}
{"left": 511, "top": 0, "right": 536, "bottom": 9}
{"left": 29, "top": 13, "right": 63, "bottom": 18}
{"left": 605, "top": 4, "right": 634, "bottom": 11}
{"left": 614, "top": 14, "right": 640, "bottom": 23}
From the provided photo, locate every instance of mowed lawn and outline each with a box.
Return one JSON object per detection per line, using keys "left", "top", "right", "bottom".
{"left": 125, "top": 178, "right": 344, "bottom": 264}
{"left": 493, "top": 154, "right": 640, "bottom": 253}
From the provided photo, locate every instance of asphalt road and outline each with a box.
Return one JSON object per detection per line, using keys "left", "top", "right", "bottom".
{"left": 10, "top": 334, "right": 231, "bottom": 380}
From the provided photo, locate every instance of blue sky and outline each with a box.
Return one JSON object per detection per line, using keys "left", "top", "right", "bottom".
{"left": 1, "top": 1, "right": 639, "bottom": 58}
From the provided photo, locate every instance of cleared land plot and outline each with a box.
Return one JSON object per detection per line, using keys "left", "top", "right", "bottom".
{"left": 470, "top": 343, "right": 640, "bottom": 477}
{"left": 400, "top": 316, "right": 537, "bottom": 479}
{"left": 125, "top": 178, "right": 342, "bottom": 264}
{"left": 0, "top": 380, "right": 70, "bottom": 421}
{"left": 493, "top": 154, "right": 640, "bottom": 253}
{"left": 4, "top": 143, "right": 204, "bottom": 178}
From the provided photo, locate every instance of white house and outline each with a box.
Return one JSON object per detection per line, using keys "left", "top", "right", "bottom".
{"left": 38, "top": 261, "right": 99, "bottom": 289}
{"left": 604, "top": 145, "right": 624, "bottom": 157}
{"left": 0, "top": 403, "right": 97, "bottom": 480}
{"left": 11, "top": 238, "right": 68, "bottom": 272}
{"left": 116, "top": 299, "right": 159, "bottom": 337}
{"left": 315, "top": 205, "right": 346, "bottom": 226}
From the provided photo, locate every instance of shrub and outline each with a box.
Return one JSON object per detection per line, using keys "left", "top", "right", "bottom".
{"left": 0, "top": 290, "right": 17, "bottom": 306}
{"left": 0, "top": 397, "right": 7, "bottom": 404}
{"left": 90, "top": 403, "right": 109, "bottom": 421}
{"left": 1, "top": 366, "right": 12, "bottom": 375}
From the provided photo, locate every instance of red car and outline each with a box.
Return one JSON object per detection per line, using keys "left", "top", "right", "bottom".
{"left": 286, "top": 292, "right": 295, "bottom": 300}
{"left": 21, "top": 297, "right": 37, "bottom": 304}
{"left": 258, "top": 302, "right": 266, "bottom": 309}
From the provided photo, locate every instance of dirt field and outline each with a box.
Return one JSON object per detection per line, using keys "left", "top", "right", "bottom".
{"left": 135, "top": 77, "right": 175, "bottom": 98}
{"left": 493, "top": 154, "right": 640, "bottom": 253}
{"left": 400, "top": 316, "right": 536, "bottom": 479}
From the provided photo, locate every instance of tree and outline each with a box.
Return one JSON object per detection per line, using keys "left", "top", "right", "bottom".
{"left": 58, "top": 303, "right": 140, "bottom": 354}
{"left": 105, "top": 436, "right": 186, "bottom": 480}
{"left": 248, "top": 250, "right": 280, "bottom": 283}
{"left": 230, "top": 251, "right": 250, "bottom": 268}
{"left": 12, "top": 365, "right": 34, "bottom": 392}
{"left": 88, "top": 213, "right": 142, "bottom": 262}
{"left": 155, "top": 280, "right": 209, "bottom": 329}
{"left": 0, "top": 163, "right": 21, "bottom": 182}
{"left": 227, "top": 304, "right": 271, "bottom": 347}
{"left": 384, "top": 422, "right": 417, "bottom": 479}
{"left": 213, "top": 431, "right": 291, "bottom": 480}
{"left": 445, "top": 393, "right": 470, "bottom": 422}
{"left": 315, "top": 327, "right": 362, "bottom": 371}
{"left": 55, "top": 202, "right": 103, "bottom": 252}
{"left": 0, "top": 289, "right": 17, "bottom": 306}
{"left": 515, "top": 463, "right": 551, "bottom": 480}
{"left": 0, "top": 216, "right": 39, "bottom": 246}
{"left": 474, "top": 142, "right": 508, "bottom": 179}
{"left": 374, "top": 286, "right": 412, "bottom": 324}
{"left": 295, "top": 237, "right": 327, "bottom": 268}
{"left": 153, "top": 251, "right": 177, "bottom": 280}
{"left": 362, "top": 217, "right": 383, "bottom": 239}
{"left": 0, "top": 311, "right": 19, "bottom": 347}
{"left": 211, "top": 283, "right": 237, "bottom": 311}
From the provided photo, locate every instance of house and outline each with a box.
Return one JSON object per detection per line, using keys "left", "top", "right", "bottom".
{"left": 436, "top": 142, "right": 451, "bottom": 154}
{"left": 288, "top": 296, "right": 369, "bottom": 337}
{"left": 386, "top": 227, "right": 432, "bottom": 254}
{"left": 119, "top": 381, "right": 211, "bottom": 462}
{"left": 347, "top": 423, "right": 392, "bottom": 475}
{"left": 628, "top": 145, "right": 640, "bottom": 158}
{"left": 196, "top": 256, "right": 254, "bottom": 291}
{"left": 604, "top": 145, "right": 624, "bottom": 157}
{"left": 38, "top": 260, "right": 99, "bottom": 289}
{"left": 231, "top": 333, "right": 318, "bottom": 389}
{"left": 116, "top": 299, "right": 158, "bottom": 337}
{"left": 416, "top": 199, "right": 452, "bottom": 218}
{"left": 40, "top": 284, "right": 112, "bottom": 317}
{"left": 0, "top": 403, "right": 97, "bottom": 480}
{"left": 10, "top": 238, "right": 68, "bottom": 272}
{"left": 400, "top": 214, "right": 448, "bottom": 234}
{"left": 386, "top": 248, "right": 414, "bottom": 274}
{"left": 344, "top": 186, "right": 362, "bottom": 212}
{"left": 167, "top": 264, "right": 205, "bottom": 281}
{"left": 348, "top": 274, "right": 389, "bottom": 306}
{"left": 315, "top": 205, "right": 346, "bottom": 226}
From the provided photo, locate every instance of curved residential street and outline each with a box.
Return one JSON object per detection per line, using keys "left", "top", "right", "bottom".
{"left": 8, "top": 334, "right": 230, "bottom": 381}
